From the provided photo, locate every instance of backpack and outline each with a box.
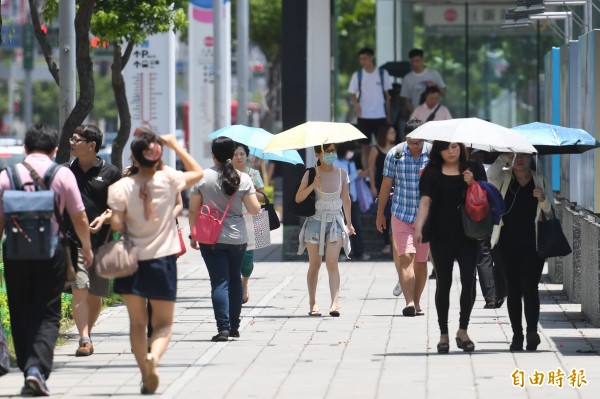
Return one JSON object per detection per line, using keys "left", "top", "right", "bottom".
{"left": 2, "top": 162, "right": 62, "bottom": 260}
{"left": 357, "top": 67, "right": 387, "bottom": 116}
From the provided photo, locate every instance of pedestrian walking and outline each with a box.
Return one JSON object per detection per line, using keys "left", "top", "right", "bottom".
{"left": 333, "top": 141, "right": 369, "bottom": 261}
{"left": 414, "top": 141, "right": 484, "bottom": 353}
{"left": 188, "top": 137, "right": 261, "bottom": 342}
{"left": 296, "top": 144, "right": 355, "bottom": 317}
{"left": 368, "top": 124, "right": 396, "bottom": 255}
{"left": 108, "top": 130, "right": 203, "bottom": 394}
{"left": 0, "top": 124, "right": 93, "bottom": 396}
{"left": 232, "top": 142, "right": 266, "bottom": 304}
{"left": 400, "top": 48, "right": 446, "bottom": 114}
{"left": 66, "top": 125, "right": 121, "bottom": 358}
{"left": 348, "top": 47, "right": 393, "bottom": 169}
{"left": 409, "top": 86, "right": 452, "bottom": 122}
{"left": 487, "top": 153, "right": 553, "bottom": 351}
{"left": 376, "top": 119, "right": 430, "bottom": 315}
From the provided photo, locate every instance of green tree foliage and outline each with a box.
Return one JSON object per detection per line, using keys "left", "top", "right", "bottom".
{"left": 336, "top": 0, "right": 376, "bottom": 78}
{"left": 91, "top": 0, "right": 188, "bottom": 169}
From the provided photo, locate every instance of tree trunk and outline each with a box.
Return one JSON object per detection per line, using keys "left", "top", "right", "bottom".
{"left": 56, "top": 0, "right": 96, "bottom": 163}
{"left": 110, "top": 42, "right": 134, "bottom": 170}
{"left": 28, "top": 0, "right": 59, "bottom": 85}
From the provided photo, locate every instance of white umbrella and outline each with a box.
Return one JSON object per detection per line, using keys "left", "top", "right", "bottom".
{"left": 406, "top": 118, "right": 537, "bottom": 154}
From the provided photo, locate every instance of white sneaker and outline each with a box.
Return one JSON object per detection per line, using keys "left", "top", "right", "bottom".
{"left": 393, "top": 282, "right": 402, "bottom": 296}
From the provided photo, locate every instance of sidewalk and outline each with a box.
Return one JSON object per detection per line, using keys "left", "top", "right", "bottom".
{"left": 0, "top": 219, "right": 598, "bottom": 398}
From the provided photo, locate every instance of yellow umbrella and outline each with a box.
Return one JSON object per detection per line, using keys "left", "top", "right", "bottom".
{"left": 263, "top": 121, "right": 367, "bottom": 152}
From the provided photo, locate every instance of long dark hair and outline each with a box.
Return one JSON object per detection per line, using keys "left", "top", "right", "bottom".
{"left": 131, "top": 131, "right": 163, "bottom": 169}
{"left": 212, "top": 137, "right": 240, "bottom": 196}
{"left": 421, "top": 141, "right": 468, "bottom": 182}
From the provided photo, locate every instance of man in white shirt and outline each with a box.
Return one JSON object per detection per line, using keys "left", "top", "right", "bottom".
{"left": 348, "top": 47, "right": 393, "bottom": 170}
{"left": 400, "top": 48, "right": 446, "bottom": 114}
{"left": 410, "top": 86, "right": 452, "bottom": 122}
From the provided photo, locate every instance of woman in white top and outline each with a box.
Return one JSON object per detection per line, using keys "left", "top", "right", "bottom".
{"left": 108, "top": 130, "right": 203, "bottom": 394}
{"left": 296, "top": 144, "right": 355, "bottom": 317}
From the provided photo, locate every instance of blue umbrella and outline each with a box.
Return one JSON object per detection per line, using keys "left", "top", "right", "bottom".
{"left": 512, "top": 122, "right": 600, "bottom": 155}
{"left": 208, "top": 125, "right": 304, "bottom": 165}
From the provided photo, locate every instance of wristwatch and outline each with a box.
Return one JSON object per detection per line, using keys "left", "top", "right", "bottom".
{"left": 188, "top": 234, "right": 192, "bottom": 239}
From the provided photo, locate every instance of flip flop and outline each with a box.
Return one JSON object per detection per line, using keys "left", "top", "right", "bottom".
{"left": 329, "top": 310, "right": 340, "bottom": 317}
{"left": 308, "top": 310, "right": 322, "bottom": 317}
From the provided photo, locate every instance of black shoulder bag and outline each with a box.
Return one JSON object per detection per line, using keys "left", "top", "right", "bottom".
{"left": 537, "top": 207, "right": 572, "bottom": 258}
{"left": 288, "top": 167, "right": 317, "bottom": 217}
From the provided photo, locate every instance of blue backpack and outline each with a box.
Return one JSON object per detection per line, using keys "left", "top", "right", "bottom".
{"left": 2, "top": 163, "right": 62, "bottom": 260}
{"left": 478, "top": 181, "right": 505, "bottom": 225}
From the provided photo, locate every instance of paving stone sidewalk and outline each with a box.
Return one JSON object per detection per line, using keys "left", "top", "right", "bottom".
{"left": 0, "top": 221, "right": 598, "bottom": 398}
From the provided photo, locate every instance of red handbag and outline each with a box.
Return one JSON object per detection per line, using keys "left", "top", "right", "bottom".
{"left": 175, "top": 218, "right": 186, "bottom": 258}
{"left": 465, "top": 181, "right": 490, "bottom": 222}
{"left": 192, "top": 194, "right": 235, "bottom": 245}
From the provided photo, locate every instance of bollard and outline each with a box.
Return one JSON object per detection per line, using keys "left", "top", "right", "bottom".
{"left": 580, "top": 217, "right": 600, "bottom": 327}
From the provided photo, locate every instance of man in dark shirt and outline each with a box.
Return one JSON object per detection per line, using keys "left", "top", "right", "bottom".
{"left": 67, "top": 125, "right": 121, "bottom": 357}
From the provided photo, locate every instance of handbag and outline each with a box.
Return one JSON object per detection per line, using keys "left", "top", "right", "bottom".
{"left": 356, "top": 177, "right": 373, "bottom": 213}
{"left": 465, "top": 181, "right": 489, "bottom": 222}
{"left": 537, "top": 208, "right": 572, "bottom": 258}
{"left": 95, "top": 234, "right": 138, "bottom": 279}
{"left": 192, "top": 193, "right": 235, "bottom": 245}
{"left": 288, "top": 167, "right": 316, "bottom": 217}
{"left": 175, "top": 218, "right": 186, "bottom": 258}
{"left": 461, "top": 206, "right": 493, "bottom": 240}
{"left": 262, "top": 196, "right": 280, "bottom": 231}
{"left": 245, "top": 209, "right": 271, "bottom": 250}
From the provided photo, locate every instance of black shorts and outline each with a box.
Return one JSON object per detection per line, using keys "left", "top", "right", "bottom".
{"left": 357, "top": 118, "right": 387, "bottom": 145}
{"left": 114, "top": 255, "right": 178, "bottom": 301}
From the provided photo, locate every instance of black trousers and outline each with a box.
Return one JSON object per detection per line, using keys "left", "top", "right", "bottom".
{"left": 498, "top": 242, "right": 545, "bottom": 335}
{"left": 3, "top": 243, "right": 66, "bottom": 378}
{"left": 430, "top": 237, "right": 478, "bottom": 334}
{"left": 474, "top": 239, "right": 495, "bottom": 303}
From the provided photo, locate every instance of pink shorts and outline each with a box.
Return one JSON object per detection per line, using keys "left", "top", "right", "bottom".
{"left": 391, "top": 217, "right": 430, "bottom": 263}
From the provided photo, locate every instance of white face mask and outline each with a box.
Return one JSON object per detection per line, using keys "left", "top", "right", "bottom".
{"left": 345, "top": 151, "right": 355, "bottom": 160}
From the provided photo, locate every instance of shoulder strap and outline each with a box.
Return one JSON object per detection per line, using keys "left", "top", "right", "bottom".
{"left": 426, "top": 104, "right": 442, "bottom": 122}
{"left": 357, "top": 69, "right": 362, "bottom": 100}
{"left": 43, "top": 163, "right": 62, "bottom": 189}
{"left": 6, "top": 165, "right": 23, "bottom": 190}
{"left": 220, "top": 192, "right": 236, "bottom": 222}
{"left": 394, "top": 142, "right": 407, "bottom": 160}
{"left": 308, "top": 167, "right": 316, "bottom": 185}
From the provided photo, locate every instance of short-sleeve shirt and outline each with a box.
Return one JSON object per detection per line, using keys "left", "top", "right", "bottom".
{"left": 419, "top": 172, "right": 466, "bottom": 241}
{"left": 348, "top": 68, "right": 393, "bottom": 119}
{"left": 107, "top": 166, "right": 185, "bottom": 260}
{"left": 66, "top": 157, "right": 121, "bottom": 248}
{"left": 191, "top": 167, "right": 255, "bottom": 245}
{"left": 382, "top": 144, "right": 429, "bottom": 223}
{"left": 0, "top": 153, "right": 85, "bottom": 236}
{"left": 400, "top": 67, "right": 446, "bottom": 108}
{"left": 410, "top": 102, "right": 453, "bottom": 122}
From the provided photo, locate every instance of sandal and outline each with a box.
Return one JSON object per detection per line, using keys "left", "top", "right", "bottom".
{"left": 437, "top": 341, "right": 450, "bottom": 354}
{"left": 141, "top": 354, "right": 159, "bottom": 394}
{"left": 455, "top": 336, "right": 475, "bottom": 353}
{"left": 308, "top": 310, "right": 322, "bottom": 317}
{"left": 329, "top": 310, "right": 340, "bottom": 317}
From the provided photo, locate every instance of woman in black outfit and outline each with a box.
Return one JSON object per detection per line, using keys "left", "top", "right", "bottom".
{"left": 488, "top": 153, "right": 553, "bottom": 351}
{"left": 414, "top": 141, "right": 485, "bottom": 353}
{"left": 368, "top": 124, "right": 396, "bottom": 254}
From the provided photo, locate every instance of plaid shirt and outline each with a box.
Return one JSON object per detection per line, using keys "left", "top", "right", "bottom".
{"left": 382, "top": 143, "right": 430, "bottom": 223}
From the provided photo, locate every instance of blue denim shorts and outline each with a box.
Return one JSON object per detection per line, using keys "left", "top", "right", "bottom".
{"left": 303, "top": 217, "right": 344, "bottom": 244}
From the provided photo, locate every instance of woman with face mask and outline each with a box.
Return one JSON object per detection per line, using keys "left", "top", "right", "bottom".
{"left": 295, "top": 143, "right": 356, "bottom": 317}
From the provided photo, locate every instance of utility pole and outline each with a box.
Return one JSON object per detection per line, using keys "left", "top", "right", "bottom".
{"left": 236, "top": 0, "right": 249, "bottom": 126}
{"left": 58, "top": 0, "right": 76, "bottom": 133}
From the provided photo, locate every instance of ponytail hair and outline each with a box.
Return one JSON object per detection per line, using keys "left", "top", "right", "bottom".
{"left": 212, "top": 137, "right": 240, "bottom": 196}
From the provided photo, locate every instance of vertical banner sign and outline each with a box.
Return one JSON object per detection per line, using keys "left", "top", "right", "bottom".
{"left": 189, "top": 0, "right": 216, "bottom": 168}
{"left": 123, "top": 32, "right": 177, "bottom": 168}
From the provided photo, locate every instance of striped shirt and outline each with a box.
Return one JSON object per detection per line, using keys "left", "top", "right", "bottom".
{"left": 382, "top": 143, "right": 430, "bottom": 223}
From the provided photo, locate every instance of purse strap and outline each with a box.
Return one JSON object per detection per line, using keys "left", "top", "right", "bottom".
{"left": 220, "top": 192, "right": 236, "bottom": 222}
